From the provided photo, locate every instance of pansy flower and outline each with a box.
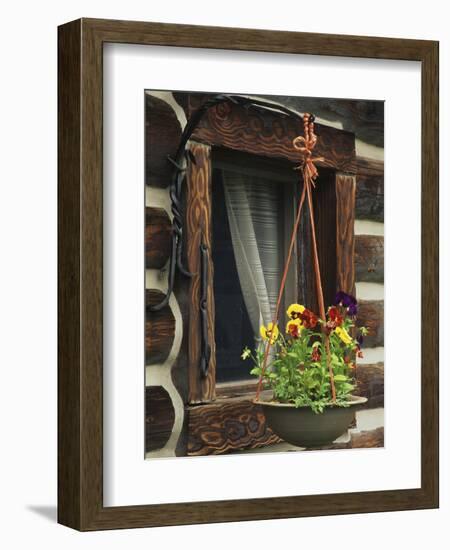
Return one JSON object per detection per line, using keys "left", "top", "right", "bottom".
{"left": 286, "top": 303, "right": 305, "bottom": 320}
{"left": 300, "top": 308, "right": 318, "bottom": 329}
{"left": 260, "top": 322, "right": 279, "bottom": 344}
{"left": 311, "top": 347, "right": 321, "bottom": 362}
{"left": 327, "top": 305, "right": 343, "bottom": 328}
{"left": 335, "top": 326, "right": 353, "bottom": 346}
{"left": 334, "top": 291, "right": 358, "bottom": 316}
{"left": 286, "top": 318, "right": 303, "bottom": 338}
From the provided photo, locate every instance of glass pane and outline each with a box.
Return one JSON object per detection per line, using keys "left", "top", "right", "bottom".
{"left": 212, "top": 164, "right": 292, "bottom": 382}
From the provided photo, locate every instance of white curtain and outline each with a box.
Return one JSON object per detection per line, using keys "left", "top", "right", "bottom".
{"left": 221, "top": 169, "right": 282, "bottom": 338}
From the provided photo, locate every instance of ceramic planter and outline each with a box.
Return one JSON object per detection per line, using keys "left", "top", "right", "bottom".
{"left": 257, "top": 395, "right": 368, "bottom": 447}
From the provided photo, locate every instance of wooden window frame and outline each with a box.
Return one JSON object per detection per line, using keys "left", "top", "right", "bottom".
{"left": 184, "top": 94, "right": 357, "bottom": 405}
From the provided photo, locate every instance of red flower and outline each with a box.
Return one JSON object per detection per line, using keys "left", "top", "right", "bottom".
{"left": 328, "top": 306, "right": 343, "bottom": 326}
{"left": 286, "top": 318, "right": 302, "bottom": 338}
{"left": 311, "top": 347, "right": 321, "bottom": 362}
{"left": 300, "top": 308, "right": 318, "bottom": 329}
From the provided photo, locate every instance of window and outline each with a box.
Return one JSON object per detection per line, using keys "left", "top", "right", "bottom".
{"left": 145, "top": 91, "right": 357, "bottom": 455}
{"left": 212, "top": 150, "right": 298, "bottom": 383}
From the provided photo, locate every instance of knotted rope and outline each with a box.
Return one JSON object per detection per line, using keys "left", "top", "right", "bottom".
{"left": 255, "top": 113, "right": 336, "bottom": 403}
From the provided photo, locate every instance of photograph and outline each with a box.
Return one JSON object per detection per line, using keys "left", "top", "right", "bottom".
{"left": 54, "top": 16, "right": 438, "bottom": 531}
{"left": 145, "top": 90, "right": 385, "bottom": 458}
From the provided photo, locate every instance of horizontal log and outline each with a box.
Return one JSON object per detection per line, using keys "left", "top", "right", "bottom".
{"left": 145, "top": 93, "right": 182, "bottom": 188}
{"left": 146, "top": 207, "right": 172, "bottom": 269}
{"left": 215, "top": 381, "right": 258, "bottom": 399}
{"left": 355, "top": 235, "right": 384, "bottom": 283}
{"left": 356, "top": 173, "right": 384, "bottom": 222}
{"left": 187, "top": 392, "right": 281, "bottom": 456}
{"left": 350, "top": 426, "right": 384, "bottom": 448}
{"left": 145, "top": 385, "right": 175, "bottom": 452}
{"left": 357, "top": 300, "right": 384, "bottom": 348}
{"left": 146, "top": 290, "right": 175, "bottom": 365}
{"left": 355, "top": 363, "right": 384, "bottom": 408}
{"left": 356, "top": 154, "right": 384, "bottom": 223}
{"left": 307, "top": 426, "right": 384, "bottom": 451}
{"left": 356, "top": 156, "right": 384, "bottom": 177}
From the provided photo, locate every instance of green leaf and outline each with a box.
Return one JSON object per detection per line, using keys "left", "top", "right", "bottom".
{"left": 333, "top": 374, "right": 348, "bottom": 382}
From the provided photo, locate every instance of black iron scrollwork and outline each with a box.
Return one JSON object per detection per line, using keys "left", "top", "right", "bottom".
{"left": 148, "top": 93, "right": 305, "bottom": 312}
{"left": 199, "top": 241, "right": 211, "bottom": 377}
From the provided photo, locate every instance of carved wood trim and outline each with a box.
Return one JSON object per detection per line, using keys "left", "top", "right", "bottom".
{"left": 188, "top": 94, "right": 357, "bottom": 174}
{"left": 187, "top": 392, "right": 281, "bottom": 456}
{"left": 336, "top": 173, "right": 356, "bottom": 296}
{"left": 186, "top": 141, "right": 216, "bottom": 403}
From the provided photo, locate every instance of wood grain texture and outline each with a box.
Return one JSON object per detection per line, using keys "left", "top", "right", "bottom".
{"left": 58, "top": 19, "right": 82, "bottom": 529}
{"left": 421, "top": 41, "right": 439, "bottom": 510}
{"left": 355, "top": 157, "right": 384, "bottom": 222}
{"left": 145, "top": 385, "right": 176, "bottom": 452}
{"left": 145, "top": 207, "right": 172, "bottom": 269}
{"left": 356, "top": 363, "right": 384, "bottom": 408}
{"left": 58, "top": 18, "right": 438, "bottom": 531}
{"left": 356, "top": 173, "right": 384, "bottom": 222}
{"left": 189, "top": 94, "right": 357, "bottom": 174}
{"left": 336, "top": 173, "right": 356, "bottom": 296}
{"left": 145, "top": 290, "right": 175, "bottom": 364}
{"left": 187, "top": 395, "right": 281, "bottom": 456}
{"left": 145, "top": 93, "right": 182, "bottom": 188}
{"left": 350, "top": 426, "right": 384, "bottom": 448}
{"left": 355, "top": 235, "right": 384, "bottom": 283}
{"left": 307, "top": 426, "right": 384, "bottom": 451}
{"left": 356, "top": 156, "right": 384, "bottom": 177}
{"left": 310, "top": 169, "right": 337, "bottom": 310}
{"left": 186, "top": 142, "right": 216, "bottom": 403}
{"left": 357, "top": 300, "right": 384, "bottom": 348}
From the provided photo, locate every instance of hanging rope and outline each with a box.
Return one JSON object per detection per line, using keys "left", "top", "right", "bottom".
{"left": 255, "top": 113, "right": 336, "bottom": 403}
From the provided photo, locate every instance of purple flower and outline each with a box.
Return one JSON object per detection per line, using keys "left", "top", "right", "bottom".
{"left": 334, "top": 291, "right": 358, "bottom": 316}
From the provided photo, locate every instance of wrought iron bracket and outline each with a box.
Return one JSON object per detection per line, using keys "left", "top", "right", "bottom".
{"left": 199, "top": 241, "right": 211, "bottom": 377}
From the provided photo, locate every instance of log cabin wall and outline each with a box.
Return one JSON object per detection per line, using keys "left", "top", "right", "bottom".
{"left": 145, "top": 91, "right": 384, "bottom": 457}
{"left": 145, "top": 92, "right": 187, "bottom": 457}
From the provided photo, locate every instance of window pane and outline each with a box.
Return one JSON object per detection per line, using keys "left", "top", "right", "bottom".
{"left": 212, "top": 162, "right": 292, "bottom": 383}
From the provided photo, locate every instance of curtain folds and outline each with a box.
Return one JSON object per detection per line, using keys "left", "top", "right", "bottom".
{"left": 221, "top": 169, "right": 282, "bottom": 339}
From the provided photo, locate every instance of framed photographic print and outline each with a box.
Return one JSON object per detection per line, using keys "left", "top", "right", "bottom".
{"left": 58, "top": 18, "right": 439, "bottom": 530}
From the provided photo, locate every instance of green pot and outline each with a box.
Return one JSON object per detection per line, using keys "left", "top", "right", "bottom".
{"left": 257, "top": 395, "right": 368, "bottom": 448}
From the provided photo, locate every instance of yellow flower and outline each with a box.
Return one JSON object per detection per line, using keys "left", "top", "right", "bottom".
{"left": 241, "top": 347, "right": 251, "bottom": 360}
{"left": 287, "top": 303, "right": 305, "bottom": 319}
{"left": 286, "top": 318, "right": 303, "bottom": 338}
{"left": 335, "top": 326, "right": 353, "bottom": 345}
{"left": 260, "top": 322, "right": 279, "bottom": 344}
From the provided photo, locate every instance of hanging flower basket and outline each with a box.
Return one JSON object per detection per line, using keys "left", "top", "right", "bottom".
{"left": 258, "top": 395, "right": 367, "bottom": 448}
{"left": 241, "top": 113, "right": 370, "bottom": 448}
{"left": 244, "top": 293, "right": 369, "bottom": 447}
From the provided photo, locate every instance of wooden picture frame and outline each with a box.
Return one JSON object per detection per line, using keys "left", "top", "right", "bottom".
{"left": 58, "top": 18, "right": 439, "bottom": 530}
